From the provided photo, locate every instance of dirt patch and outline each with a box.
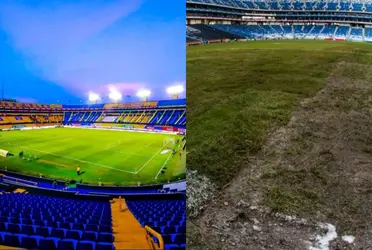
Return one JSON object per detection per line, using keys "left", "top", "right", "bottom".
{"left": 188, "top": 62, "right": 372, "bottom": 249}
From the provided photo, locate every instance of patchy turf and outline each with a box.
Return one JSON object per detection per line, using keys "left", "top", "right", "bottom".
{"left": 187, "top": 40, "right": 372, "bottom": 249}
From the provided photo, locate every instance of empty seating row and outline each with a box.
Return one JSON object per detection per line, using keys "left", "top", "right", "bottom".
{"left": 127, "top": 199, "right": 186, "bottom": 250}
{"left": 0, "top": 216, "right": 111, "bottom": 230}
{"left": 0, "top": 193, "right": 114, "bottom": 250}
{"left": 0, "top": 232, "right": 114, "bottom": 250}
{"left": 208, "top": 24, "right": 369, "bottom": 42}
{"left": 0, "top": 224, "right": 113, "bottom": 242}
{"left": 187, "top": 0, "right": 372, "bottom": 12}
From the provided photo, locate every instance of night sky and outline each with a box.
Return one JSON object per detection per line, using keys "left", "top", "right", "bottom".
{"left": 0, "top": 0, "right": 185, "bottom": 104}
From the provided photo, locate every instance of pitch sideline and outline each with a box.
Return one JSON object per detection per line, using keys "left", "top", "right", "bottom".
{"left": 154, "top": 152, "right": 173, "bottom": 180}
{"left": 135, "top": 144, "right": 170, "bottom": 174}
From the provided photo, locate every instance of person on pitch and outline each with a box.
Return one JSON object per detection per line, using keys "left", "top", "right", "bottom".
{"left": 77, "top": 166, "right": 81, "bottom": 176}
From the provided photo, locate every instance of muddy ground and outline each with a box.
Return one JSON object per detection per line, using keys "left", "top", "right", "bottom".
{"left": 187, "top": 62, "right": 372, "bottom": 249}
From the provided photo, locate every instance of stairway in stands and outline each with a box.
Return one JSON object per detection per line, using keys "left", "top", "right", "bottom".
{"left": 110, "top": 198, "right": 152, "bottom": 249}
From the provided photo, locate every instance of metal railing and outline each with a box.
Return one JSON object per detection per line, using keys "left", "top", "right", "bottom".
{"left": 3, "top": 175, "right": 38, "bottom": 187}
{"left": 145, "top": 225, "right": 164, "bottom": 250}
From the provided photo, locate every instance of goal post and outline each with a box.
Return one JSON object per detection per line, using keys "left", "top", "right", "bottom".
{"left": 163, "top": 137, "right": 176, "bottom": 148}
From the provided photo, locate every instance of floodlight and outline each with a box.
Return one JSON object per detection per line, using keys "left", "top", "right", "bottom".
{"left": 88, "top": 92, "right": 100, "bottom": 103}
{"left": 136, "top": 89, "right": 151, "bottom": 98}
{"left": 109, "top": 89, "right": 122, "bottom": 101}
{"left": 166, "top": 85, "right": 184, "bottom": 95}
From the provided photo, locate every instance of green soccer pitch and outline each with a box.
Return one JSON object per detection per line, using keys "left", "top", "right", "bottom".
{"left": 0, "top": 127, "right": 186, "bottom": 186}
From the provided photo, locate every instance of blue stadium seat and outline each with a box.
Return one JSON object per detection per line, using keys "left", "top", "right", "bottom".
{"left": 174, "top": 234, "right": 186, "bottom": 244}
{"left": 60, "top": 222, "right": 72, "bottom": 230}
{"left": 36, "top": 227, "right": 50, "bottom": 237}
{"left": 22, "top": 218, "right": 33, "bottom": 225}
{"left": 66, "top": 230, "right": 82, "bottom": 240}
{"left": 100, "top": 224, "right": 112, "bottom": 233}
{"left": 76, "top": 219, "right": 88, "bottom": 224}
{"left": 163, "top": 234, "right": 173, "bottom": 244}
{"left": 0, "top": 232, "right": 11, "bottom": 244}
{"left": 21, "top": 224, "right": 35, "bottom": 235}
{"left": 77, "top": 240, "right": 96, "bottom": 250}
{"left": 72, "top": 223, "right": 85, "bottom": 231}
{"left": 65, "top": 217, "right": 76, "bottom": 223}
{"left": 58, "top": 239, "right": 78, "bottom": 250}
{"left": 96, "top": 242, "right": 115, "bottom": 250}
{"left": 51, "top": 228, "right": 66, "bottom": 239}
{"left": 39, "top": 238, "right": 58, "bottom": 250}
{"left": 98, "top": 232, "right": 114, "bottom": 243}
{"left": 4, "top": 234, "right": 21, "bottom": 247}
{"left": 21, "top": 236, "right": 39, "bottom": 249}
{"left": 85, "top": 224, "right": 99, "bottom": 232}
{"left": 50, "top": 221, "right": 61, "bottom": 228}
{"left": 163, "top": 226, "right": 176, "bottom": 234}
{"left": 10, "top": 217, "right": 20, "bottom": 224}
{"left": 82, "top": 231, "right": 97, "bottom": 241}
{"left": 8, "top": 223, "right": 21, "bottom": 234}
{"left": 177, "top": 226, "right": 185, "bottom": 234}
{"left": 34, "top": 220, "right": 46, "bottom": 227}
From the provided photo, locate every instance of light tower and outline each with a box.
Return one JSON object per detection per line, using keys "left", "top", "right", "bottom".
{"left": 166, "top": 85, "right": 184, "bottom": 100}
{"left": 136, "top": 89, "right": 151, "bottom": 102}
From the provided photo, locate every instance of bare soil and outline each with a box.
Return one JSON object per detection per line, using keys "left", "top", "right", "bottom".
{"left": 187, "top": 62, "right": 372, "bottom": 250}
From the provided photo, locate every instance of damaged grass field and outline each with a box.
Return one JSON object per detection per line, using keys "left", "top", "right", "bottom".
{"left": 187, "top": 40, "right": 372, "bottom": 249}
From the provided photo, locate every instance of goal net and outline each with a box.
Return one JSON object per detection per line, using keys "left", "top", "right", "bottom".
{"left": 163, "top": 137, "right": 176, "bottom": 148}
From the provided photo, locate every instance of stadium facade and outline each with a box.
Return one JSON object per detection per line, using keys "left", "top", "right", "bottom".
{"left": 186, "top": 0, "right": 372, "bottom": 44}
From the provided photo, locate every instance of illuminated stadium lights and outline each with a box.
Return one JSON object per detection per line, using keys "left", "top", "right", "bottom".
{"left": 166, "top": 85, "right": 184, "bottom": 99}
{"left": 88, "top": 92, "right": 100, "bottom": 103}
{"left": 136, "top": 89, "right": 151, "bottom": 101}
{"left": 109, "top": 89, "right": 122, "bottom": 103}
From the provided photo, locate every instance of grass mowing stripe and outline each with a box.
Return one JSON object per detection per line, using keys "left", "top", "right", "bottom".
{"left": 20, "top": 146, "right": 137, "bottom": 174}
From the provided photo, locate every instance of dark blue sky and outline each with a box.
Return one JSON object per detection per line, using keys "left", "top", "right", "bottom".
{"left": 0, "top": 0, "right": 185, "bottom": 104}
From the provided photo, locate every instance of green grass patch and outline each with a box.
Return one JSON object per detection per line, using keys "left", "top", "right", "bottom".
{"left": 0, "top": 128, "right": 185, "bottom": 186}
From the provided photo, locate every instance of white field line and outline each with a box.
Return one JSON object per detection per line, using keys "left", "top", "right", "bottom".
{"left": 135, "top": 145, "right": 168, "bottom": 174}
{"left": 110, "top": 150, "right": 150, "bottom": 158}
{"left": 154, "top": 153, "right": 173, "bottom": 180}
{"left": 105, "top": 140, "right": 124, "bottom": 150}
{"left": 146, "top": 142, "right": 156, "bottom": 147}
{"left": 21, "top": 146, "right": 137, "bottom": 174}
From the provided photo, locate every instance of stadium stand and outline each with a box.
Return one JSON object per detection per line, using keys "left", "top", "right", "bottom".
{"left": 0, "top": 193, "right": 114, "bottom": 250}
{"left": 187, "top": 0, "right": 372, "bottom": 11}
{"left": 127, "top": 198, "right": 186, "bottom": 250}
{"left": 62, "top": 100, "right": 186, "bottom": 127}
{"left": 186, "top": 24, "right": 243, "bottom": 41}
{"left": 186, "top": 0, "right": 372, "bottom": 43}
{"left": 0, "top": 181, "right": 186, "bottom": 250}
{"left": 0, "top": 99, "right": 186, "bottom": 129}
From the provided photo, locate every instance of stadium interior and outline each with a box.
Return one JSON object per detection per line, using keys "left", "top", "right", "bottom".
{"left": 0, "top": 98, "right": 186, "bottom": 250}
{"left": 0, "top": 99, "right": 186, "bottom": 130}
{"left": 186, "top": 0, "right": 372, "bottom": 44}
